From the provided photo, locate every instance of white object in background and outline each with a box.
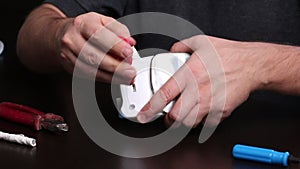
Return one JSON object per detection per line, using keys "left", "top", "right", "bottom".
{"left": 0, "top": 40, "right": 4, "bottom": 55}
{"left": 0, "top": 131, "right": 36, "bottom": 147}
{"left": 119, "top": 51, "right": 190, "bottom": 119}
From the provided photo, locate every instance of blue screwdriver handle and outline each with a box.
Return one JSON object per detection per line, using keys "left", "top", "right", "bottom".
{"left": 232, "top": 144, "right": 290, "bottom": 166}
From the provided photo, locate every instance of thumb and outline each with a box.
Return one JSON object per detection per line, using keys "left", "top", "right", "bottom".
{"left": 170, "top": 40, "right": 193, "bottom": 53}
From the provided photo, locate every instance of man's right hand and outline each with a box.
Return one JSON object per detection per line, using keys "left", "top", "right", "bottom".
{"left": 58, "top": 12, "right": 136, "bottom": 84}
{"left": 17, "top": 4, "right": 136, "bottom": 84}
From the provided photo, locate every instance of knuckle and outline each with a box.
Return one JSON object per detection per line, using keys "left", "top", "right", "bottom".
{"left": 182, "top": 120, "right": 195, "bottom": 128}
{"left": 61, "top": 34, "right": 72, "bottom": 48}
{"left": 102, "top": 16, "right": 115, "bottom": 26}
{"left": 86, "top": 52, "right": 100, "bottom": 65}
{"left": 104, "top": 16, "right": 114, "bottom": 21}
{"left": 74, "top": 12, "right": 103, "bottom": 35}
{"left": 105, "top": 16, "right": 115, "bottom": 22}
{"left": 158, "top": 87, "right": 173, "bottom": 105}
{"left": 103, "top": 57, "right": 118, "bottom": 71}
{"left": 73, "top": 15, "right": 84, "bottom": 27}
{"left": 84, "top": 12, "right": 99, "bottom": 20}
{"left": 88, "top": 11, "right": 98, "bottom": 16}
{"left": 103, "top": 18, "right": 130, "bottom": 36}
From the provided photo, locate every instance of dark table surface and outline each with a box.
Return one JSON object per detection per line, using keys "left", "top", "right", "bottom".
{"left": 0, "top": 54, "right": 300, "bottom": 169}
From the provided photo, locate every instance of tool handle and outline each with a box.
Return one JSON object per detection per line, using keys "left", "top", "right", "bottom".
{"left": 0, "top": 102, "right": 42, "bottom": 130}
{"left": 0, "top": 102, "right": 68, "bottom": 131}
{"left": 0, "top": 102, "right": 45, "bottom": 115}
{"left": 232, "top": 144, "right": 290, "bottom": 166}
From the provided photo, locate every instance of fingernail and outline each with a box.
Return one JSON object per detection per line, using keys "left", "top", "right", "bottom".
{"left": 120, "top": 36, "right": 130, "bottom": 44}
{"left": 119, "top": 36, "right": 135, "bottom": 46}
{"left": 129, "top": 78, "right": 135, "bottom": 85}
{"left": 137, "top": 114, "right": 149, "bottom": 123}
{"left": 140, "top": 103, "right": 151, "bottom": 112}
{"left": 122, "top": 48, "right": 133, "bottom": 58}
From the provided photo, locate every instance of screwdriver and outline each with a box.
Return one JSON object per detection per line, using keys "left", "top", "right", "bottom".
{"left": 232, "top": 144, "right": 300, "bottom": 167}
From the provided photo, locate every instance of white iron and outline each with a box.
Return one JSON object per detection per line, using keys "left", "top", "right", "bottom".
{"left": 118, "top": 47, "right": 190, "bottom": 120}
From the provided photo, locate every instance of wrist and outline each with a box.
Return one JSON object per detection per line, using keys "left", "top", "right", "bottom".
{"left": 234, "top": 42, "right": 271, "bottom": 92}
{"left": 251, "top": 42, "right": 299, "bottom": 92}
{"left": 249, "top": 42, "right": 275, "bottom": 90}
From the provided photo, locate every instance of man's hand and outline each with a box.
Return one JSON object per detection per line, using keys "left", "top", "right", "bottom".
{"left": 17, "top": 4, "right": 136, "bottom": 84}
{"left": 59, "top": 12, "right": 136, "bottom": 84}
{"left": 137, "top": 35, "right": 265, "bottom": 127}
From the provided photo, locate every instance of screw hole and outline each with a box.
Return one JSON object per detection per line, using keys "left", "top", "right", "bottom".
{"left": 129, "top": 104, "right": 135, "bottom": 110}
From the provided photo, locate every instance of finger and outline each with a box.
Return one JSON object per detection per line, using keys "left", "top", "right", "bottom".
{"left": 110, "top": 73, "right": 136, "bottom": 84}
{"left": 101, "top": 16, "right": 136, "bottom": 56}
{"left": 171, "top": 35, "right": 210, "bottom": 52}
{"left": 61, "top": 30, "right": 136, "bottom": 81}
{"left": 101, "top": 16, "right": 129, "bottom": 36}
{"left": 182, "top": 104, "right": 205, "bottom": 128}
{"left": 189, "top": 89, "right": 212, "bottom": 128}
{"left": 118, "top": 35, "right": 136, "bottom": 47}
{"left": 111, "top": 60, "right": 136, "bottom": 81}
{"left": 198, "top": 108, "right": 225, "bottom": 128}
{"left": 64, "top": 54, "right": 112, "bottom": 82}
{"left": 201, "top": 111, "right": 223, "bottom": 127}
{"left": 88, "top": 26, "right": 133, "bottom": 60}
{"left": 170, "top": 41, "right": 193, "bottom": 53}
{"left": 63, "top": 48, "right": 132, "bottom": 84}
{"left": 167, "top": 87, "right": 198, "bottom": 123}
{"left": 60, "top": 25, "right": 86, "bottom": 57}
{"left": 77, "top": 14, "right": 134, "bottom": 60}
{"left": 164, "top": 114, "right": 181, "bottom": 128}
{"left": 60, "top": 26, "right": 122, "bottom": 72}
{"left": 137, "top": 77, "right": 182, "bottom": 123}
{"left": 79, "top": 42, "right": 136, "bottom": 78}
{"left": 164, "top": 114, "right": 175, "bottom": 127}
{"left": 101, "top": 16, "right": 136, "bottom": 46}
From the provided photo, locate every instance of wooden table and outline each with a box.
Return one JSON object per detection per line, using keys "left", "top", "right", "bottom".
{"left": 0, "top": 56, "right": 300, "bottom": 169}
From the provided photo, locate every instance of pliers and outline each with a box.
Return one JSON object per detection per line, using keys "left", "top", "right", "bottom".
{"left": 0, "top": 102, "right": 68, "bottom": 132}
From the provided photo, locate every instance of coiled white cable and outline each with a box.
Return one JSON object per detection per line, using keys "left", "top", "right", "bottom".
{"left": 0, "top": 131, "right": 36, "bottom": 147}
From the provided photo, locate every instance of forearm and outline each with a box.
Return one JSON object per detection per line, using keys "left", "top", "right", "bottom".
{"left": 255, "top": 42, "right": 300, "bottom": 95}
{"left": 17, "top": 4, "right": 71, "bottom": 73}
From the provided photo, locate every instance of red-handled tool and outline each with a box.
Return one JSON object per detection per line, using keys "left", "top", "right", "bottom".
{"left": 0, "top": 102, "right": 68, "bottom": 132}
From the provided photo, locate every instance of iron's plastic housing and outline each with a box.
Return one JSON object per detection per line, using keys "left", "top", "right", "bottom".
{"left": 119, "top": 48, "right": 190, "bottom": 119}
